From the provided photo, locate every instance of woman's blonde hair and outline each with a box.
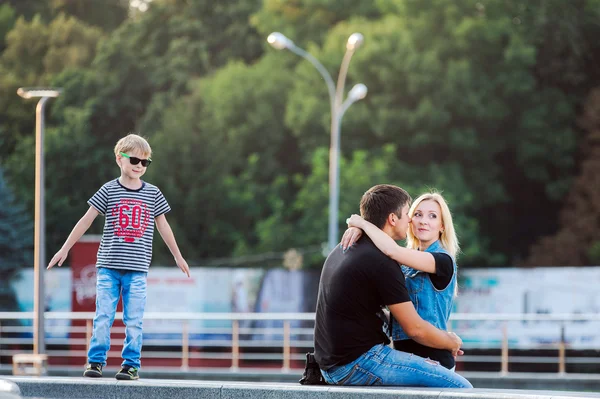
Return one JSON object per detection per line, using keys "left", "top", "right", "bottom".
{"left": 114, "top": 134, "right": 152, "bottom": 158}
{"left": 406, "top": 191, "right": 460, "bottom": 259}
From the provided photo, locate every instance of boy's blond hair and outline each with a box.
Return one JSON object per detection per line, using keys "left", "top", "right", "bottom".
{"left": 114, "top": 134, "right": 152, "bottom": 158}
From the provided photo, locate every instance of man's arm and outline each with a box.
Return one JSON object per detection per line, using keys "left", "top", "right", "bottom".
{"left": 47, "top": 207, "right": 99, "bottom": 269}
{"left": 388, "top": 301, "right": 462, "bottom": 355}
{"left": 155, "top": 214, "right": 191, "bottom": 277}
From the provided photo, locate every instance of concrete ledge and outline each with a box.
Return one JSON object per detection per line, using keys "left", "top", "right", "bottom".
{"left": 0, "top": 380, "right": 20, "bottom": 394}
{"left": 0, "top": 379, "right": 21, "bottom": 399}
{"left": 461, "top": 372, "right": 600, "bottom": 392}
{"left": 3, "top": 367, "right": 600, "bottom": 392}
{"left": 6, "top": 377, "right": 600, "bottom": 399}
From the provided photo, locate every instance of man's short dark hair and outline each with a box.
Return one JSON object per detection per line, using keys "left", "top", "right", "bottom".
{"left": 359, "top": 184, "right": 412, "bottom": 229}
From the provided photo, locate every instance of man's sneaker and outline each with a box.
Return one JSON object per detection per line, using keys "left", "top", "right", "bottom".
{"left": 83, "top": 363, "right": 103, "bottom": 378}
{"left": 115, "top": 365, "right": 139, "bottom": 380}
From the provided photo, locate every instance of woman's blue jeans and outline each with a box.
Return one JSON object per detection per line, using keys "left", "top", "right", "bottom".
{"left": 87, "top": 267, "right": 147, "bottom": 369}
{"left": 320, "top": 344, "right": 472, "bottom": 388}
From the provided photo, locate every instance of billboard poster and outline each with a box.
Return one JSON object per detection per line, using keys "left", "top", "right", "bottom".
{"left": 143, "top": 267, "right": 265, "bottom": 340}
{"left": 453, "top": 267, "right": 600, "bottom": 348}
{"left": 11, "top": 268, "right": 72, "bottom": 339}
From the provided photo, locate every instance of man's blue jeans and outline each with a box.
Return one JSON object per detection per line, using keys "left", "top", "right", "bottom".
{"left": 320, "top": 344, "right": 472, "bottom": 388}
{"left": 87, "top": 267, "right": 147, "bottom": 369}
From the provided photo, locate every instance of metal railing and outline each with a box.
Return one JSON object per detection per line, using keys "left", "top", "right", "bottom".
{"left": 1, "top": 312, "right": 600, "bottom": 374}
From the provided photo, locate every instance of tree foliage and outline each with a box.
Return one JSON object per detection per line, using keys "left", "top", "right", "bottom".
{"left": 523, "top": 87, "right": 600, "bottom": 266}
{"left": 2, "top": 0, "right": 128, "bottom": 31}
{"left": 0, "top": 167, "right": 32, "bottom": 311}
{"left": 1, "top": 0, "right": 600, "bottom": 271}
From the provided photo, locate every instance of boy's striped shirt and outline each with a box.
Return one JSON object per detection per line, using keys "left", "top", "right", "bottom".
{"left": 88, "top": 179, "right": 170, "bottom": 272}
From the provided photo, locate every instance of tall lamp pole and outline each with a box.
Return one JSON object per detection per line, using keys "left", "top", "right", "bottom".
{"left": 267, "top": 32, "right": 367, "bottom": 253}
{"left": 17, "top": 87, "right": 62, "bottom": 356}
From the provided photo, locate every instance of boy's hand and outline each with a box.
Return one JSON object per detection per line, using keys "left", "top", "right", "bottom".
{"left": 176, "top": 256, "right": 191, "bottom": 277}
{"left": 47, "top": 248, "right": 69, "bottom": 269}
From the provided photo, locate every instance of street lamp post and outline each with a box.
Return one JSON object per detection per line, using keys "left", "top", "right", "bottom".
{"left": 17, "top": 87, "right": 62, "bottom": 356}
{"left": 267, "top": 32, "right": 367, "bottom": 253}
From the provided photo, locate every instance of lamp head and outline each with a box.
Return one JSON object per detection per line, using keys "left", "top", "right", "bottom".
{"left": 17, "top": 87, "right": 62, "bottom": 99}
{"left": 348, "top": 83, "right": 368, "bottom": 101}
{"left": 346, "top": 33, "right": 364, "bottom": 51}
{"left": 267, "top": 32, "right": 294, "bottom": 50}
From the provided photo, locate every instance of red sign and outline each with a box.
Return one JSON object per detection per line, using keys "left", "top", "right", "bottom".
{"left": 70, "top": 236, "right": 100, "bottom": 312}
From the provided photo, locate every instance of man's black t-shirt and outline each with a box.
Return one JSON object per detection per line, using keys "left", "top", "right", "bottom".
{"left": 314, "top": 236, "right": 411, "bottom": 370}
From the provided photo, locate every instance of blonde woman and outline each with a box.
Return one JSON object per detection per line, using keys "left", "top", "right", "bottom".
{"left": 341, "top": 191, "right": 460, "bottom": 369}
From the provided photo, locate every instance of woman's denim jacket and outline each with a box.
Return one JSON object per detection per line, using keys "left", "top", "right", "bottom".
{"left": 391, "top": 239, "right": 456, "bottom": 341}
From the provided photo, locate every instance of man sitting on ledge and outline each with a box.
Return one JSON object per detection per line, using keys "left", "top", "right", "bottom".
{"left": 314, "top": 184, "right": 472, "bottom": 388}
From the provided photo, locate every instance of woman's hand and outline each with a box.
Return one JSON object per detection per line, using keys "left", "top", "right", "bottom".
{"left": 341, "top": 215, "right": 367, "bottom": 251}
{"left": 346, "top": 214, "right": 366, "bottom": 229}
{"left": 341, "top": 227, "right": 363, "bottom": 251}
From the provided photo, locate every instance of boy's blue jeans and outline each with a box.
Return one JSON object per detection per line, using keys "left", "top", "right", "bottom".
{"left": 320, "top": 344, "right": 472, "bottom": 388}
{"left": 87, "top": 267, "right": 147, "bottom": 369}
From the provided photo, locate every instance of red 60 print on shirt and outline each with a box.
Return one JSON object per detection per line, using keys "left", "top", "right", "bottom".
{"left": 111, "top": 199, "right": 150, "bottom": 243}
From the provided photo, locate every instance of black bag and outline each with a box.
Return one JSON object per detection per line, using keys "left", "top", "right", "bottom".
{"left": 299, "top": 352, "right": 327, "bottom": 385}
{"left": 377, "top": 307, "right": 393, "bottom": 337}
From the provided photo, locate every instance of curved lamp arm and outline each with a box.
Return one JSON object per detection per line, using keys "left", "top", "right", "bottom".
{"left": 285, "top": 45, "right": 336, "bottom": 112}
{"left": 268, "top": 32, "right": 335, "bottom": 111}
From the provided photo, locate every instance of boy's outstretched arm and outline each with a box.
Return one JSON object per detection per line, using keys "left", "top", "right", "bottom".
{"left": 48, "top": 207, "right": 99, "bottom": 269}
{"left": 155, "top": 214, "right": 191, "bottom": 277}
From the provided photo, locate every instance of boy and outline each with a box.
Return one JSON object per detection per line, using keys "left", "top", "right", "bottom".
{"left": 48, "top": 134, "right": 190, "bottom": 380}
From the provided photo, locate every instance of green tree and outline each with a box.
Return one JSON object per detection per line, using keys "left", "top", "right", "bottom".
{"left": 3, "top": 0, "right": 128, "bottom": 32}
{"left": 0, "top": 167, "right": 32, "bottom": 311}
{"left": 4, "top": 0, "right": 267, "bottom": 260}
{"left": 524, "top": 87, "right": 600, "bottom": 266}
{"left": 250, "top": 145, "right": 414, "bottom": 265}
{"left": 0, "top": 12, "right": 106, "bottom": 259}
{"left": 252, "top": 0, "right": 382, "bottom": 47}
{"left": 0, "top": 3, "right": 17, "bottom": 51}
{"left": 276, "top": 1, "right": 589, "bottom": 265}
{"left": 4, "top": 0, "right": 600, "bottom": 270}
{"left": 49, "top": 0, "right": 129, "bottom": 31}
{"left": 247, "top": 144, "right": 492, "bottom": 268}
{"left": 0, "top": 12, "right": 102, "bottom": 81}
{"left": 588, "top": 241, "right": 600, "bottom": 265}
{"left": 0, "top": 13, "right": 103, "bottom": 164}
{"left": 1, "top": 0, "right": 52, "bottom": 22}
{"left": 146, "top": 53, "right": 298, "bottom": 262}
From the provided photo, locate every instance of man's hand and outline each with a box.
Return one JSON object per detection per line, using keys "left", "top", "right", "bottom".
{"left": 47, "top": 248, "right": 69, "bottom": 269}
{"left": 176, "top": 256, "right": 191, "bottom": 277}
{"left": 447, "top": 332, "right": 463, "bottom": 357}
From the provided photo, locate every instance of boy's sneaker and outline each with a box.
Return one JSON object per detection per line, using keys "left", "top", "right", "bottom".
{"left": 115, "top": 365, "right": 139, "bottom": 380}
{"left": 83, "top": 363, "right": 103, "bottom": 378}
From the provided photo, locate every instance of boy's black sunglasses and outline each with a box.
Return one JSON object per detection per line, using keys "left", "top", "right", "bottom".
{"left": 120, "top": 152, "right": 152, "bottom": 167}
